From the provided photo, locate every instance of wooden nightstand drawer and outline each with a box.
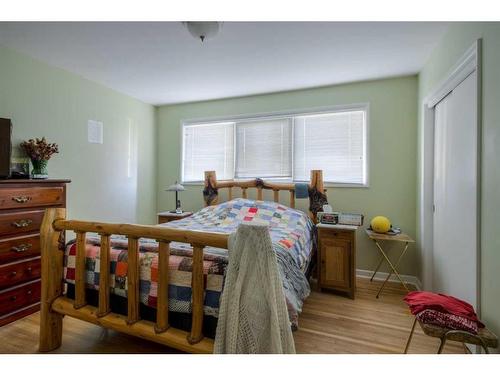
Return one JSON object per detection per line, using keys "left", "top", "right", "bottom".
{"left": 0, "top": 186, "right": 65, "bottom": 210}
{"left": 158, "top": 211, "right": 193, "bottom": 224}
{"left": 0, "top": 257, "right": 41, "bottom": 289}
{"left": 321, "top": 229, "right": 353, "bottom": 240}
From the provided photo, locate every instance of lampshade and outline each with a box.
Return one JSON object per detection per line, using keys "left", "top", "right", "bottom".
{"left": 166, "top": 182, "right": 185, "bottom": 192}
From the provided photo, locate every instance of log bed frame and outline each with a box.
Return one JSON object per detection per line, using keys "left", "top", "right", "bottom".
{"left": 39, "top": 170, "right": 326, "bottom": 354}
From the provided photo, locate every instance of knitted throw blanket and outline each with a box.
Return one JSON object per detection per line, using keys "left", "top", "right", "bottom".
{"left": 214, "top": 223, "right": 296, "bottom": 354}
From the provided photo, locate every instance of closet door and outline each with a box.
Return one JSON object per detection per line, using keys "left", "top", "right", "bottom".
{"left": 433, "top": 71, "right": 478, "bottom": 308}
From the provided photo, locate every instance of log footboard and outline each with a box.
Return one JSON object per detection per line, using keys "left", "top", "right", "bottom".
{"left": 38, "top": 208, "right": 229, "bottom": 354}
{"left": 50, "top": 296, "right": 213, "bottom": 353}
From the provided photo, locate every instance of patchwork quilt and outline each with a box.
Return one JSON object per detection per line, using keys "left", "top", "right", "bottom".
{"left": 64, "top": 198, "right": 315, "bottom": 327}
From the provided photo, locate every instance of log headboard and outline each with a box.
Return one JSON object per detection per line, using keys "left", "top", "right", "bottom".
{"left": 202, "top": 170, "right": 328, "bottom": 222}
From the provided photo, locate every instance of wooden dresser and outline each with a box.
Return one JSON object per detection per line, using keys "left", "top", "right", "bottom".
{"left": 0, "top": 179, "right": 70, "bottom": 326}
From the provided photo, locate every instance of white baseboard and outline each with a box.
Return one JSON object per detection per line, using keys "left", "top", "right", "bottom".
{"left": 356, "top": 268, "right": 423, "bottom": 291}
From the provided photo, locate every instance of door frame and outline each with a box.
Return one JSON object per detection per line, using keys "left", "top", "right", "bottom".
{"left": 419, "top": 39, "right": 482, "bottom": 312}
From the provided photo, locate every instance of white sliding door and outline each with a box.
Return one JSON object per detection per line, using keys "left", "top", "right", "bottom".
{"left": 433, "top": 71, "right": 478, "bottom": 308}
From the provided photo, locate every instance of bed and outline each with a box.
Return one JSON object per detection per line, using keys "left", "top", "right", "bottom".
{"left": 38, "top": 170, "right": 328, "bottom": 353}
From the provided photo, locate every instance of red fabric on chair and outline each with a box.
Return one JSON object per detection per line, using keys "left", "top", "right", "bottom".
{"left": 416, "top": 309, "right": 479, "bottom": 334}
{"left": 404, "top": 291, "right": 484, "bottom": 328}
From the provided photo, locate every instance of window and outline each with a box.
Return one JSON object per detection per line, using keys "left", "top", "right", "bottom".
{"left": 182, "top": 122, "right": 234, "bottom": 181}
{"left": 294, "top": 111, "right": 366, "bottom": 184}
{"left": 181, "top": 105, "right": 368, "bottom": 186}
{"left": 235, "top": 118, "right": 292, "bottom": 179}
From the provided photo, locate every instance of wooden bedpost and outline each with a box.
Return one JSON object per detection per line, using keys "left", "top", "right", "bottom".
{"left": 39, "top": 208, "right": 66, "bottom": 352}
{"left": 310, "top": 170, "right": 325, "bottom": 193}
{"left": 308, "top": 170, "right": 328, "bottom": 222}
{"left": 203, "top": 170, "right": 218, "bottom": 206}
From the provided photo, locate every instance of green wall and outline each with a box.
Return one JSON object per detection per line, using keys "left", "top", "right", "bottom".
{"left": 157, "top": 76, "right": 419, "bottom": 275}
{"left": 0, "top": 45, "right": 157, "bottom": 224}
{"left": 418, "top": 22, "right": 500, "bottom": 340}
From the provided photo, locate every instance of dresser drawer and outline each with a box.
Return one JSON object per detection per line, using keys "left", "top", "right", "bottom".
{"left": 0, "top": 280, "right": 41, "bottom": 317}
{"left": 0, "top": 257, "right": 41, "bottom": 289}
{"left": 0, "top": 186, "right": 65, "bottom": 210}
{"left": 0, "top": 234, "right": 40, "bottom": 264}
{"left": 0, "top": 210, "right": 44, "bottom": 238}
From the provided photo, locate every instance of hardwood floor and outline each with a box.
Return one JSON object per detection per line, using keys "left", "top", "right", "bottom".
{"left": 295, "top": 278, "right": 463, "bottom": 353}
{"left": 0, "top": 277, "right": 464, "bottom": 354}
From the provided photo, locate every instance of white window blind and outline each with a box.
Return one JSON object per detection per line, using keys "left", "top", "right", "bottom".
{"left": 182, "top": 122, "right": 234, "bottom": 182}
{"left": 294, "top": 111, "right": 366, "bottom": 184}
{"left": 235, "top": 118, "right": 292, "bottom": 178}
{"left": 181, "top": 106, "right": 368, "bottom": 186}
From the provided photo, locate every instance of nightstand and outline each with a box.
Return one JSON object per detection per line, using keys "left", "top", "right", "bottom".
{"left": 316, "top": 223, "right": 359, "bottom": 299}
{"left": 157, "top": 211, "right": 193, "bottom": 224}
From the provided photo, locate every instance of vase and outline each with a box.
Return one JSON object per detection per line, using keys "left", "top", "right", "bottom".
{"left": 31, "top": 159, "right": 49, "bottom": 179}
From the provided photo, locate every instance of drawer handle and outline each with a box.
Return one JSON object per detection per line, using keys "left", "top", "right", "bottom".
{"left": 12, "top": 196, "right": 32, "bottom": 203}
{"left": 10, "top": 296, "right": 17, "bottom": 301}
{"left": 11, "top": 243, "right": 33, "bottom": 253}
{"left": 10, "top": 271, "right": 17, "bottom": 277}
{"left": 11, "top": 219, "right": 33, "bottom": 228}
{"left": 27, "top": 290, "right": 32, "bottom": 295}
{"left": 27, "top": 267, "right": 32, "bottom": 274}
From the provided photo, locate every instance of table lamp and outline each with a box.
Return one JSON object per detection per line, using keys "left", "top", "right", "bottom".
{"left": 166, "top": 182, "right": 185, "bottom": 213}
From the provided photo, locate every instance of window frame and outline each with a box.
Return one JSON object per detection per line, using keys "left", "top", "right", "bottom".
{"left": 180, "top": 103, "right": 370, "bottom": 188}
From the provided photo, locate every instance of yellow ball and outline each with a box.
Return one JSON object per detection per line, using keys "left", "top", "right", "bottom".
{"left": 371, "top": 216, "right": 391, "bottom": 233}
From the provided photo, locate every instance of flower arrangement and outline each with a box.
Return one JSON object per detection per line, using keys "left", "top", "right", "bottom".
{"left": 20, "top": 137, "right": 59, "bottom": 161}
{"left": 20, "top": 137, "right": 59, "bottom": 179}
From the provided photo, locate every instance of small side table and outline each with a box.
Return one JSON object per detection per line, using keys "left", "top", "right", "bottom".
{"left": 365, "top": 229, "right": 415, "bottom": 298}
{"left": 317, "top": 223, "right": 359, "bottom": 299}
{"left": 157, "top": 211, "right": 193, "bottom": 224}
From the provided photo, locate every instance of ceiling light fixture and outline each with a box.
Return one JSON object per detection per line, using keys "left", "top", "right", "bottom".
{"left": 182, "top": 22, "right": 223, "bottom": 42}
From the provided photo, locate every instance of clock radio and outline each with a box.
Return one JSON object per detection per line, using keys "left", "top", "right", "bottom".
{"left": 317, "top": 212, "right": 339, "bottom": 225}
{"left": 318, "top": 211, "right": 364, "bottom": 226}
